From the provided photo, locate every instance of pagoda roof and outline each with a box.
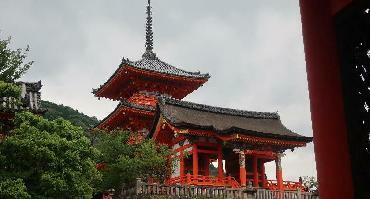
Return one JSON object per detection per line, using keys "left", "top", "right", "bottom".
{"left": 93, "top": 53, "right": 210, "bottom": 98}
{"left": 128, "top": 52, "right": 210, "bottom": 79}
{"left": 154, "top": 97, "right": 312, "bottom": 142}
{"left": 96, "top": 99, "right": 155, "bottom": 129}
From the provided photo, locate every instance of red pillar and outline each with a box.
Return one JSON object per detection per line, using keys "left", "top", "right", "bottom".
{"left": 275, "top": 154, "right": 283, "bottom": 190}
{"left": 193, "top": 144, "right": 198, "bottom": 178}
{"left": 217, "top": 145, "right": 223, "bottom": 178}
{"left": 204, "top": 156, "right": 210, "bottom": 176}
{"left": 239, "top": 152, "right": 247, "bottom": 187}
{"left": 261, "top": 161, "right": 266, "bottom": 188}
{"left": 253, "top": 156, "right": 259, "bottom": 187}
{"left": 180, "top": 151, "right": 185, "bottom": 178}
{"left": 299, "top": 0, "right": 354, "bottom": 198}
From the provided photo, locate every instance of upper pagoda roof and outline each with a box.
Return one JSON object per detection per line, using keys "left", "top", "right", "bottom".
{"left": 124, "top": 52, "right": 210, "bottom": 79}
{"left": 155, "top": 97, "right": 312, "bottom": 142}
{"left": 93, "top": 55, "right": 209, "bottom": 99}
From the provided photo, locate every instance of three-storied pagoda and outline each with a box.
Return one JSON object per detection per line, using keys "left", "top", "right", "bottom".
{"left": 94, "top": 0, "right": 313, "bottom": 190}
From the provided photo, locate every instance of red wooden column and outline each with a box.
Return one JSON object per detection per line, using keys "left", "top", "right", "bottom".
{"left": 180, "top": 151, "right": 185, "bottom": 178}
{"left": 275, "top": 153, "right": 283, "bottom": 190}
{"left": 217, "top": 145, "right": 223, "bottom": 178}
{"left": 260, "top": 160, "right": 267, "bottom": 188}
{"left": 239, "top": 152, "right": 247, "bottom": 187}
{"left": 253, "top": 156, "right": 259, "bottom": 187}
{"left": 204, "top": 156, "right": 210, "bottom": 176}
{"left": 299, "top": 0, "right": 354, "bottom": 198}
{"left": 193, "top": 144, "right": 198, "bottom": 178}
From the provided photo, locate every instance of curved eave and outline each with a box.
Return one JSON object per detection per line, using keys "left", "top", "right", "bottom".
{"left": 96, "top": 100, "right": 155, "bottom": 130}
{"left": 165, "top": 117, "right": 313, "bottom": 143}
{"left": 93, "top": 63, "right": 209, "bottom": 100}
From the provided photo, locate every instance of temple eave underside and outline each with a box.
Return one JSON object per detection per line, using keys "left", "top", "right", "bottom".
{"left": 94, "top": 64, "right": 208, "bottom": 100}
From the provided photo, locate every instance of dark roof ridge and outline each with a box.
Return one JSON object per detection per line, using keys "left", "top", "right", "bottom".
{"left": 121, "top": 55, "right": 211, "bottom": 79}
{"left": 158, "top": 96, "right": 280, "bottom": 119}
{"left": 119, "top": 99, "right": 155, "bottom": 112}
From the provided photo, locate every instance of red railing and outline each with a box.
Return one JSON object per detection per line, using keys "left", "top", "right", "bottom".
{"left": 167, "top": 175, "right": 304, "bottom": 191}
{"left": 167, "top": 174, "right": 240, "bottom": 188}
{"left": 266, "top": 180, "right": 305, "bottom": 191}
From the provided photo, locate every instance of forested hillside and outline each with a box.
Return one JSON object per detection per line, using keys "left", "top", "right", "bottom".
{"left": 41, "top": 100, "right": 99, "bottom": 130}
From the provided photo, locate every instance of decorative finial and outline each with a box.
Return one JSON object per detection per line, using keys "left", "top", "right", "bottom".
{"left": 145, "top": 0, "right": 154, "bottom": 52}
{"left": 142, "top": 0, "right": 156, "bottom": 59}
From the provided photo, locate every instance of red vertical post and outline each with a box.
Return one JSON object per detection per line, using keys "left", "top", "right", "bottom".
{"left": 299, "top": 0, "right": 354, "bottom": 198}
{"left": 204, "top": 156, "right": 210, "bottom": 176}
{"left": 253, "top": 156, "right": 259, "bottom": 187}
{"left": 261, "top": 160, "right": 266, "bottom": 188}
{"left": 239, "top": 152, "right": 247, "bottom": 187}
{"left": 217, "top": 145, "right": 224, "bottom": 179}
{"left": 275, "top": 154, "right": 283, "bottom": 190}
{"left": 180, "top": 151, "right": 185, "bottom": 178}
{"left": 192, "top": 144, "right": 198, "bottom": 179}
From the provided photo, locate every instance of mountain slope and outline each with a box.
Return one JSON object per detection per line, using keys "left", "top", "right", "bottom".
{"left": 41, "top": 100, "right": 99, "bottom": 130}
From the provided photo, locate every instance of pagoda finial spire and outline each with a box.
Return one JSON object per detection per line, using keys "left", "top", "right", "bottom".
{"left": 143, "top": 0, "right": 156, "bottom": 59}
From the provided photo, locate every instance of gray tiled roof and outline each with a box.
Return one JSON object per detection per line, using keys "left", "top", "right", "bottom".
{"left": 158, "top": 97, "right": 280, "bottom": 119}
{"left": 123, "top": 51, "right": 210, "bottom": 79}
{"left": 156, "top": 97, "right": 313, "bottom": 142}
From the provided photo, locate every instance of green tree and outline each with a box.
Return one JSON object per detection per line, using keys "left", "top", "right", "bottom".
{"left": 0, "top": 80, "right": 21, "bottom": 98}
{"left": 94, "top": 130, "right": 171, "bottom": 193}
{"left": 301, "top": 176, "right": 318, "bottom": 192}
{"left": 0, "top": 178, "right": 30, "bottom": 199}
{"left": 41, "top": 100, "right": 100, "bottom": 130}
{"left": 0, "top": 112, "right": 100, "bottom": 199}
{"left": 0, "top": 36, "right": 33, "bottom": 83}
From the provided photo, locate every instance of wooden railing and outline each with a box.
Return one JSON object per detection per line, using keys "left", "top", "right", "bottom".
{"left": 120, "top": 178, "right": 253, "bottom": 199}
{"left": 118, "top": 178, "right": 319, "bottom": 199}
{"left": 256, "top": 189, "right": 319, "bottom": 199}
{"left": 266, "top": 180, "right": 305, "bottom": 191}
{"left": 167, "top": 174, "right": 240, "bottom": 188}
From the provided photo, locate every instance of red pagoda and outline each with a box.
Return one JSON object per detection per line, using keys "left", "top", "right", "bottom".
{"left": 94, "top": 0, "right": 312, "bottom": 191}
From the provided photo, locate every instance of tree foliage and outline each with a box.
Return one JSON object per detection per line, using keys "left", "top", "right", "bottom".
{"left": 301, "top": 176, "right": 318, "bottom": 192}
{"left": 41, "top": 100, "right": 100, "bottom": 130}
{"left": 94, "top": 130, "right": 171, "bottom": 192}
{"left": 0, "top": 80, "right": 21, "bottom": 98}
{"left": 0, "top": 178, "right": 30, "bottom": 199}
{"left": 0, "top": 36, "right": 33, "bottom": 83}
{"left": 0, "top": 112, "right": 100, "bottom": 199}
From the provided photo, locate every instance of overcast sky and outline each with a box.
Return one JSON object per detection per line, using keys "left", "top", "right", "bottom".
{"left": 0, "top": 0, "right": 316, "bottom": 181}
